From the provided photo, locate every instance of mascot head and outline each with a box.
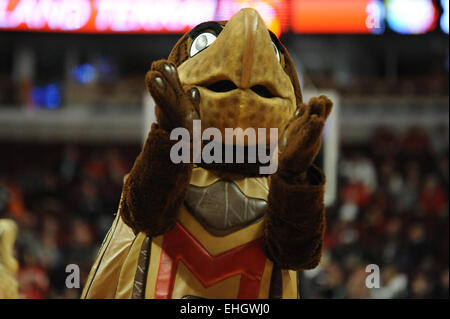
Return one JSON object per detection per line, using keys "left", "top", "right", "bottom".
{"left": 159, "top": 8, "right": 302, "bottom": 146}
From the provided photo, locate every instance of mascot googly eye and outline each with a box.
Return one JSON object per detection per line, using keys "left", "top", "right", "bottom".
{"left": 190, "top": 32, "right": 217, "bottom": 57}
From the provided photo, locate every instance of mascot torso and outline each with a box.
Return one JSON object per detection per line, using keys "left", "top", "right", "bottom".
{"left": 82, "top": 168, "right": 298, "bottom": 299}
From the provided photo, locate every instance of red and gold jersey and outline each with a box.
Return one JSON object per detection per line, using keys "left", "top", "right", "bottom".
{"left": 82, "top": 167, "right": 298, "bottom": 299}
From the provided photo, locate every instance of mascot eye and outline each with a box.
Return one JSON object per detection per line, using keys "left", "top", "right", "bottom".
{"left": 190, "top": 32, "right": 217, "bottom": 57}
{"left": 272, "top": 42, "right": 281, "bottom": 63}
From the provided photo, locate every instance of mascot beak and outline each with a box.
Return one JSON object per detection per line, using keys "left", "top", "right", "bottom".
{"left": 178, "top": 8, "right": 296, "bottom": 146}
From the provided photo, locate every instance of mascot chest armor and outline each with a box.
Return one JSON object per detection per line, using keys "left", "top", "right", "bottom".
{"left": 82, "top": 8, "right": 333, "bottom": 299}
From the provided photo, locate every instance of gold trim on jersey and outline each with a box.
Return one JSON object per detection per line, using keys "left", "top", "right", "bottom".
{"left": 114, "top": 231, "right": 147, "bottom": 298}
{"left": 81, "top": 210, "right": 136, "bottom": 299}
{"left": 190, "top": 167, "right": 269, "bottom": 201}
{"left": 178, "top": 205, "right": 264, "bottom": 255}
{"left": 172, "top": 261, "right": 241, "bottom": 298}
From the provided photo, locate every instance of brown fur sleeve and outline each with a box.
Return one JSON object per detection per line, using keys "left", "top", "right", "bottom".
{"left": 120, "top": 123, "right": 193, "bottom": 236}
{"left": 264, "top": 164, "right": 326, "bottom": 270}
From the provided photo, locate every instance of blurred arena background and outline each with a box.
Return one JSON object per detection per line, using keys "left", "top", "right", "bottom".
{"left": 0, "top": 0, "right": 448, "bottom": 299}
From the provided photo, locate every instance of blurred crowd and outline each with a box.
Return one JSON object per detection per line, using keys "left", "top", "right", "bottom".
{"left": 0, "top": 125, "right": 448, "bottom": 299}
{"left": 0, "top": 142, "right": 140, "bottom": 298}
{"left": 301, "top": 124, "right": 449, "bottom": 299}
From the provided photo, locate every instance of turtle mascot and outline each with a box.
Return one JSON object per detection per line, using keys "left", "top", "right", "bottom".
{"left": 82, "top": 8, "right": 333, "bottom": 299}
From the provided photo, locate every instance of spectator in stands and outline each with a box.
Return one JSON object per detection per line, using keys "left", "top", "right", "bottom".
{"left": 419, "top": 174, "right": 448, "bottom": 216}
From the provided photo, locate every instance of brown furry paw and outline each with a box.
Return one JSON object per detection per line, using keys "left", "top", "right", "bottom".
{"left": 145, "top": 59, "right": 200, "bottom": 131}
{"left": 279, "top": 95, "right": 333, "bottom": 178}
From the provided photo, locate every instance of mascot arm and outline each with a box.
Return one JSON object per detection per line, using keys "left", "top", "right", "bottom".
{"left": 120, "top": 60, "right": 199, "bottom": 236}
{"left": 264, "top": 165, "right": 325, "bottom": 270}
{"left": 120, "top": 124, "right": 193, "bottom": 236}
{"left": 264, "top": 95, "right": 332, "bottom": 270}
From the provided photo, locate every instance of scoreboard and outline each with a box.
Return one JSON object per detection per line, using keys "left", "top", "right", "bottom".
{"left": 0, "top": 0, "right": 448, "bottom": 35}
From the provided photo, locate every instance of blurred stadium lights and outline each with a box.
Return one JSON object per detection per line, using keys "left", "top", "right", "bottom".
{"left": 31, "top": 83, "right": 61, "bottom": 109}
{"left": 441, "top": 0, "right": 449, "bottom": 34}
{"left": 0, "top": 0, "right": 283, "bottom": 35}
{"left": 366, "top": 0, "right": 386, "bottom": 34}
{"left": 0, "top": 0, "right": 448, "bottom": 35}
{"left": 291, "top": 0, "right": 386, "bottom": 34}
{"left": 71, "top": 64, "right": 97, "bottom": 84}
{"left": 386, "top": 0, "right": 438, "bottom": 34}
